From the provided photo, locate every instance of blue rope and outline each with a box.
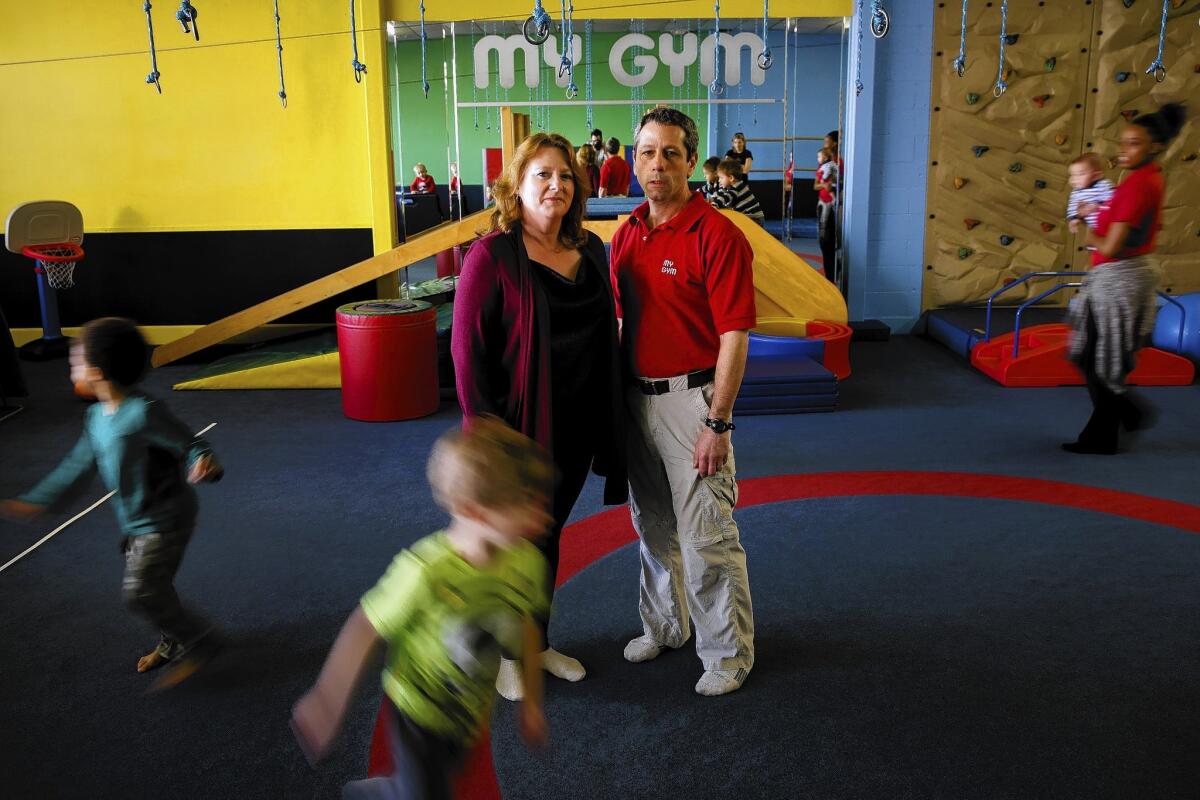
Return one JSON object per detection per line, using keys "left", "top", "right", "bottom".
{"left": 854, "top": 0, "right": 864, "bottom": 95}
{"left": 870, "top": 0, "right": 889, "bottom": 39}
{"left": 1144, "top": 0, "right": 1168, "bottom": 82}
{"left": 561, "top": 0, "right": 577, "bottom": 98}
{"left": 143, "top": 1, "right": 161, "bottom": 93}
{"left": 952, "top": 0, "right": 968, "bottom": 77}
{"left": 419, "top": 0, "right": 429, "bottom": 97}
{"left": 993, "top": 0, "right": 1008, "bottom": 97}
{"left": 584, "top": 19, "right": 594, "bottom": 128}
{"left": 176, "top": 0, "right": 199, "bottom": 41}
{"left": 710, "top": 0, "right": 725, "bottom": 96}
{"left": 349, "top": 0, "right": 367, "bottom": 83}
{"left": 274, "top": 0, "right": 286, "bottom": 107}
{"left": 757, "top": 0, "right": 773, "bottom": 70}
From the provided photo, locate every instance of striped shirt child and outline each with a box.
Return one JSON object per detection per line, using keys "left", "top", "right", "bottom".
{"left": 711, "top": 179, "right": 764, "bottom": 220}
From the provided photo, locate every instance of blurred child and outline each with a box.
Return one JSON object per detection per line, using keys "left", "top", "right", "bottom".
{"left": 291, "top": 417, "right": 553, "bottom": 797}
{"left": 700, "top": 156, "right": 722, "bottom": 201}
{"left": 448, "top": 162, "right": 465, "bottom": 218}
{"left": 1, "top": 318, "right": 223, "bottom": 687}
{"left": 576, "top": 143, "right": 600, "bottom": 198}
{"left": 410, "top": 163, "right": 436, "bottom": 194}
{"left": 710, "top": 158, "right": 764, "bottom": 223}
{"left": 1067, "top": 153, "right": 1114, "bottom": 246}
{"left": 815, "top": 147, "right": 840, "bottom": 275}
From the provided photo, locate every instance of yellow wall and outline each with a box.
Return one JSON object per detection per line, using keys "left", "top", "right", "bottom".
{"left": 0, "top": 1, "right": 380, "bottom": 233}
{"left": 383, "top": 1, "right": 852, "bottom": 21}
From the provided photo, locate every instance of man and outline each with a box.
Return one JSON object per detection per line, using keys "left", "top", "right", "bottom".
{"left": 598, "top": 138, "right": 630, "bottom": 198}
{"left": 609, "top": 108, "right": 756, "bottom": 697}
{"left": 590, "top": 129, "right": 608, "bottom": 166}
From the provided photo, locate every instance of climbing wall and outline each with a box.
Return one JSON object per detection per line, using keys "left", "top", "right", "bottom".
{"left": 924, "top": 0, "right": 1200, "bottom": 309}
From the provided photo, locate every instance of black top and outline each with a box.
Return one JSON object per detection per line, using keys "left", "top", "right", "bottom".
{"left": 531, "top": 258, "right": 610, "bottom": 453}
{"left": 725, "top": 148, "right": 754, "bottom": 168}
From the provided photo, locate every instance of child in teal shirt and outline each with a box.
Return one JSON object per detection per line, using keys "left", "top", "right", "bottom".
{"left": 292, "top": 416, "right": 553, "bottom": 797}
{"left": 2, "top": 318, "right": 223, "bottom": 686}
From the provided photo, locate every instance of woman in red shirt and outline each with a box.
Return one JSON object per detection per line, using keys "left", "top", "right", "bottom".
{"left": 1063, "top": 102, "right": 1186, "bottom": 454}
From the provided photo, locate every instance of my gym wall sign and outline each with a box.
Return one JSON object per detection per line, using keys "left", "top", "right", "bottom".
{"left": 473, "top": 32, "right": 770, "bottom": 91}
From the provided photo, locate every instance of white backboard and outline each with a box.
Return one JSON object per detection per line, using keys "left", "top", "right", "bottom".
{"left": 5, "top": 201, "right": 84, "bottom": 254}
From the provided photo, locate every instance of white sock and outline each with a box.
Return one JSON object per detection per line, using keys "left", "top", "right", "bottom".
{"left": 541, "top": 647, "right": 586, "bottom": 682}
{"left": 495, "top": 657, "right": 524, "bottom": 701}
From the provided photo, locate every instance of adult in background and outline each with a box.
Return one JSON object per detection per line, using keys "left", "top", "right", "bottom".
{"left": 1065, "top": 102, "right": 1187, "bottom": 455}
{"left": 725, "top": 132, "right": 753, "bottom": 176}
{"left": 452, "top": 132, "right": 627, "bottom": 698}
{"left": 589, "top": 129, "right": 609, "bottom": 166}
{"left": 598, "top": 137, "right": 630, "bottom": 197}
{"left": 576, "top": 143, "right": 601, "bottom": 198}
{"left": 610, "top": 108, "right": 756, "bottom": 697}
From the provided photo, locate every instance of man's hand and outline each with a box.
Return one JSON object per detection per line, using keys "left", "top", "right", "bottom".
{"left": 1068, "top": 218, "right": 1085, "bottom": 235}
{"left": 187, "top": 455, "right": 223, "bottom": 484}
{"left": 1, "top": 499, "right": 44, "bottom": 522}
{"left": 693, "top": 426, "right": 731, "bottom": 478}
{"left": 1077, "top": 201, "right": 1098, "bottom": 218}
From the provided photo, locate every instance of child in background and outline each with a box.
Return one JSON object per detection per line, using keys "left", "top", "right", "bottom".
{"left": 410, "top": 163, "right": 436, "bottom": 194}
{"left": 815, "top": 147, "right": 840, "bottom": 275}
{"left": 710, "top": 158, "right": 765, "bottom": 223}
{"left": 1067, "top": 153, "right": 1114, "bottom": 249}
{"left": 1, "top": 318, "right": 223, "bottom": 687}
{"left": 448, "top": 162, "right": 465, "bottom": 218}
{"left": 700, "top": 156, "right": 722, "bottom": 202}
{"left": 292, "top": 417, "right": 553, "bottom": 797}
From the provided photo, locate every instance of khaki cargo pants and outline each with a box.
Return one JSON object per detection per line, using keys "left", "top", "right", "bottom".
{"left": 625, "top": 377, "right": 755, "bottom": 671}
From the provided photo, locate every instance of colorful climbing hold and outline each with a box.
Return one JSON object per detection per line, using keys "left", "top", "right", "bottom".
{"left": 1121, "top": 109, "right": 1139, "bottom": 122}
{"left": 964, "top": 219, "right": 981, "bottom": 230}
{"left": 1004, "top": 34, "right": 1019, "bottom": 46}
{"left": 999, "top": 235, "right": 1014, "bottom": 246}
{"left": 1041, "top": 222, "right": 1056, "bottom": 233}
{"left": 1116, "top": 71, "right": 1131, "bottom": 82}
{"left": 1008, "top": 162, "right": 1023, "bottom": 173}
{"left": 954, "top": 177, "right": 969, "bottom": 189}
{"left": 958, "top": 247, "right": 975, "bottom": 260}
{"left": 1032, "top": 94, "right": 1051, "bottom": 108}
{"left": 1034, "top": 180, "right": 1047, "bottom": 189}
{"left": 972, "top": 146, "right": 989, "bottom": 158}
{"left": 966, "top": 92, "right": 981, "bottom": 105}
{"left": 1054, "top": 133, "right": 1068, "bottom": 146}
{"left": 1044, "top": 57, "right": 1057, "bottom": 72}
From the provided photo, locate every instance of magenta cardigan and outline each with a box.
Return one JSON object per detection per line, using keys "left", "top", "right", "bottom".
{"left": 451, "top": 228, "right": 627, "bottom": 505}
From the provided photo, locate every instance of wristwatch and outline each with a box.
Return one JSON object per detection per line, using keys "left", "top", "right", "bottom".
{"left": 704, "top": 417, "right": 735, "bottom": 434}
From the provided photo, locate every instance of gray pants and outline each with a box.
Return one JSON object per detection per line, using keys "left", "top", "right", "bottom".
{"left": 626, "top": 379, "right": 754, "bottom": 671}
{"left": 122, "top": 529, "right": 210, "bottom": 659}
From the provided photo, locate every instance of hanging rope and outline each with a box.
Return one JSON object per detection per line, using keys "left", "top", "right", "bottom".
{"left": 143, "top": 1, "right": 162, "bottom": 93}
{"left": 418, "top": 0, "right": 430, "bottom": 97}
{"left": 710, "top": 0, "right": 725, "bottom": 96}
{"left": 854, "top": 0, "right": 864, "bottom": 95}
{"left": 349, "top": 0, "right": 367, "bottom": 83}
{"left": 560, "top": 0, "right": 577, "bottom": 98}
{"left": 176, "top": 0, "right": 199, "bottom": 41}
{"left": 951, "top": 0, "right": 968, "bottom": 77}
{"left": 993, "top": 0, "right": 1008, "bottom": 97}
{"left": 471, "top": 24, "right": 479, "bottom": 129}
{"left": 584, "top": 19, "right": 594, "bottom": 128}
{"left": 1144, "top": 0, "right": 1169, "bottom": 82}
{"left": 757, "top": 0, "right": 773, "bottom": 70}
{"left": 523, "top": 0, "right": 551, "bottom": 45}
{"left": 274, "top": 0, "right": 286, "bottom": 107}
{"left": 870, "top": 0, "right": 890, "bottom": 38}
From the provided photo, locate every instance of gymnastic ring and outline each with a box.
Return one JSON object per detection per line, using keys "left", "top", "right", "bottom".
{"left": 523, "top": 16, "right": 551, "bottom": 45}
{"left": 757, "top": 50, "right": 774, "bottom": 70}
{"left": 1153, "top": 65, "right": 1167, "bottom": 83}
{"left": 871, "top": 9, "right": 889, "bottom": 39}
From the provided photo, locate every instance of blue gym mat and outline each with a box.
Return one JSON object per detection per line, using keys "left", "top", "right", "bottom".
{"left": 743, "top": 353, "right": 835, "bottom": 384}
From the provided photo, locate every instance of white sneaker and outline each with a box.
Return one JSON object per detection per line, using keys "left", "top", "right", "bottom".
{"left": 495, "top": 657, "right": 523, "bottom": 701}
{"left": 694, "top": 668, "right": 749, "bottom": 697}
{"left": 623, "top": 635, "right": 667, "bottom": 663}
{"left": 541, "top": 647, "right": 586, "bottom": 681}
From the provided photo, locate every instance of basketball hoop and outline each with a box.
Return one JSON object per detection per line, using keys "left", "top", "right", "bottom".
{"left": 22, "top": 243, "right": 84, "bottom": 290}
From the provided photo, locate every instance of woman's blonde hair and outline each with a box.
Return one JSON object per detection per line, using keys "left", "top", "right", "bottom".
{"left": 576, "top": 142, "right": 596, "bottom": 168}
{"left": 487, "top": 132, "right": 589, "bottom": 249}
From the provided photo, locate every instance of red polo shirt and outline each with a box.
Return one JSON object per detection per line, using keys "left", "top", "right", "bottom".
{"left": 610, "top": 191, "right": 757, "bottom": 378}
{"left": 1092, "top": 161, "right": 1163, "bottom": 266}
{"left": 599, "top": 155, "right": 631, "bottom": 196}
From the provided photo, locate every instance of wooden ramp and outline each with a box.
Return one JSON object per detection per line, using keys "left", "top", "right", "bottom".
{"left": 151, "top": 208, "right": 836, "bottom": 368}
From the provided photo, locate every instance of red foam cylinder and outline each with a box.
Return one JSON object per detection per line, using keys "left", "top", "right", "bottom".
{"left": 435, "top": 246, "right": 462, "bottom": 278}
{"left": 805, "top": 320, "right": 853, "bottom": 379}
{"left": 336, "top": 300, "right": 438, "bottom": 421}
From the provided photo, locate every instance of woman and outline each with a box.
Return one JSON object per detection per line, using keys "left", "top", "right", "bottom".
{"left": 452, "top": 132, "right": 626, "bottom": 698}
{"left": 725, "top": 132, "right": 754, "bottom": 176}
{"left": 576, "top": 142, "right": 600, "bottom": 198}
{"left": 1065, "top": 102, "right": 1186, "bottom": 455}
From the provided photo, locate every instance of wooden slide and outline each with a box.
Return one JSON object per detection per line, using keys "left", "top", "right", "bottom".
{"left": 151, "top": 209, "right": 840, "bottom": 368}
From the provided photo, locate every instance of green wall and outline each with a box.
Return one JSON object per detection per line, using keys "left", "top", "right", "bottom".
{"left": 388, "top": 31, "right": 717, "bottom": 185}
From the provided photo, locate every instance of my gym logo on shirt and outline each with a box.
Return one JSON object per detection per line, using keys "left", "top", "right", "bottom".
{"left": 660, "top": 259, "right": 677, "bottom": 276}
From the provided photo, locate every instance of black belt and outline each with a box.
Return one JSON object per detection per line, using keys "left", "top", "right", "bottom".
{"left": 635, "top": 367, "right": 715, "bottom": 396}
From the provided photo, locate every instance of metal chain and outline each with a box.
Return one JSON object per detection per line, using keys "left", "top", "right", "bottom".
{"left": 584, "top": 19, "right": 594, "bottom": 128}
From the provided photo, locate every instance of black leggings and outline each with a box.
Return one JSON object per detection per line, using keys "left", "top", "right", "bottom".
{"left": 532, "top": 440, "right": 594, "bottom": 646}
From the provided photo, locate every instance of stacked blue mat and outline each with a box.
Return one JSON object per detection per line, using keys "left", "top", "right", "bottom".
{"left": 734, "top": 353, "right": 838, "bottom": 415}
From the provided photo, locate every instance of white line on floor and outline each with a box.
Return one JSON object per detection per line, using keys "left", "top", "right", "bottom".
{"left": 0, "top": 422, "right": 218, "bottom": 575}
